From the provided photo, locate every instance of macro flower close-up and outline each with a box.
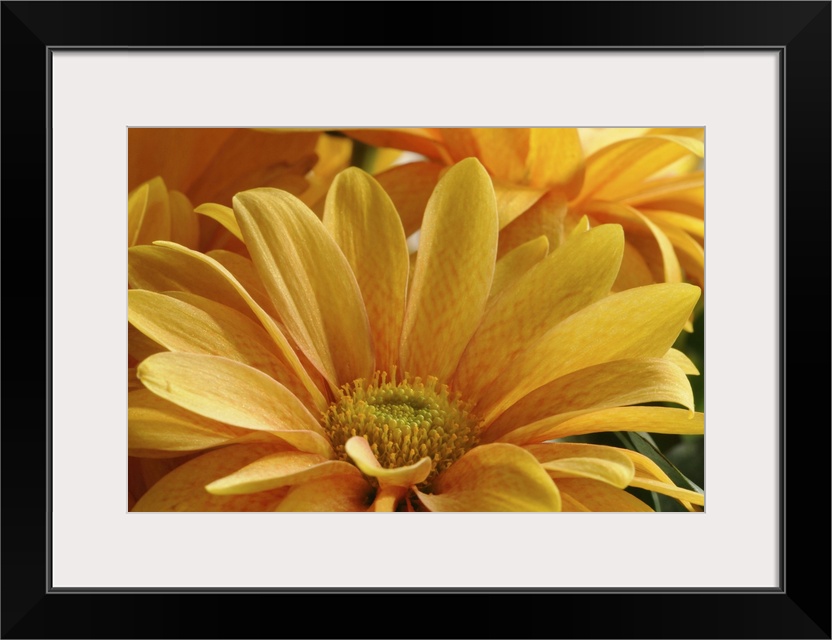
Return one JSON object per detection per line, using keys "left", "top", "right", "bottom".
{"left": 128, "top": 147, "right": 705, "bottom": 512}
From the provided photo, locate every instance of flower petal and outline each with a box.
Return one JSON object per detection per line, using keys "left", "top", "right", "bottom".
{"left": 168, "top": 189, "right": 199, "bottom": 249}
{"left": 415, "top": 443, "right": 561, "bottom": 512}
{"left": 496, "top": 190, "right": 575, "bottom": 258}
{"left": 484, "top": 357, "right": 695, "bottom": 442}
{"left": 374, "top": 162, "right": 444, "bottom": 237}
{"left": 500, "top": 407, "right": 704, "bottom": 446}
{"left": 276, "top": 474, "right": 374, "bottom": 512}
{"left": 488, "top": 235, "right": 549, "bottom": 303}
{"left": 478, "top": 283, "right": 701, "bottom": 424}
{"left": 234, "top": 188, "right": 374, "bottom": 388}
{"left": 555, "top": 478, "right": 653, "bottom": 512}
{"left": 137, "top": 352, "right": 327, "bottom": 440}
{"left": 128, "top": 177, "right": 171, "bottom": 247}
{"left": 129, "top": 242, "right": 327, "bottom": 411}
{"left": 132, "top": 444, "right": 290, "bottom": 511}
{"left": 399, "top": 158, "right": 498, "bottom": 380}
{"left": 526, "top": 128, "right": 585, "bottom": 196}
{"left": 617, "top": 448, "right": 702, "bottom": 510}
{"left": 456, "top": 224, "right": 623, "bottom": 403}
{"left": 664, "top": 348, "right": 700, "bottom": 375}
{"left": 344, "top": 436, "right": 431, "bottom": 488}
{"left": 344, "top": 129, "right": 447, "bottom": 162}
{"left": 524, "top": 443, "right": 635, "bottom": 488}
{"left": 324, "top": 168, "right": 409, "bottom": 373}
{"left": 205, "top": 451, "right": 359, "bottom": 495}
{"left": 493, "top": 180, "right": 549, "bottom": 229}
{"left": 194, "top": 202, "right": 243, "bottom": 241}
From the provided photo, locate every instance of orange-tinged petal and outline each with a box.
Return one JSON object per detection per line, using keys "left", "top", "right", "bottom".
{"left": 130, "top": 242, "right": 326, "bottom": 411}
{"left": 132, "top": 444, "right": 290, "bottom": 512}
{"left": 526, "top": 128, "right": 585, "bottom": 196}
{"left": 501, "top": 407, "right": 704, "bottom": 446}
{"left": 128, "top": 177, "right": 171, "bottom": 247}
{"left": 488, "top": 235, "right": 549, "bottom": 303}
{"left": 496, "top": 190, "right": 574, "bottom": 258}
{"left": 194, "top": 203, "right": 243, "bottom": 241}
{"left": 205, "top": 451, "right": 359, "bottom": 495}
{"left": 524, "top": 443, "right": 635, "bottom": 488}
{"left": 415, "top": 443, "right": 560, "bottom": 512}
{"left": 276, "top": 474, "right": 374, "bottom": 512}
{"left": 483, "top": 357, "right": 695, "bottom": 442}
{"left": 205, "top": 250, "right": 282, "bottom": 323}
{"left": 374, "top": 162, "right": 444, "bottom": 237}
{"left": 128, "top": 323, "right": 165, "bottom": 363}
{"left": 577, "top": 134, "right": 704, "bottom": 205}
{"left": 555, "top": 478, "right": 653, "bottom": 512}
{"left": 456, "top": 224, "right": 623, "bottom": 403}
{"left": 137, "top": 352, "right": 328, "bottom": 440}
{"left": 478, "top": 283, "right": 701, "bottom": 424}
{"left": 168, "top": 189, "right": 199, "bottom": 249}
{"left": 468, "top": 128, "right": 530, "bottom": 183}
{"left": 324, "top": 168, "right": 409, "bottom": 373}
{"left": 129, "top": 389, "right": 248, "bottom": 454}
{"left": 344, "top": 128, "right": 447, "bottom": 162}
{"left": 234, "top": 188, "right": 374, "bottom": 388}
{"left": 344, "top": 436, "right": 431, "bottom": 488}
{"left": 399, "top": 158, "right": 498, "bottom": 380}
{"left": 493, "top": 180, "right": 548, "bottom": 229}
{"left": 619, "top": 171, "right": 704, "bottom": 209}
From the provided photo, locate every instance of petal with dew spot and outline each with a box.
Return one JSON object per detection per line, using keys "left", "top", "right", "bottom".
{"left": 139, "top": 242, "right": 326, "bottom": 410}
{"left": 137, "top": 352, "right": 328, "bottom": 440}
{"left": 234, "top": 188, "right": 374, "bottom": 388}
{"left": 206, "top": 451, "right": 359, "bottom": 495}
{"left": 344, "top": 436, "right": 431, "bottom": 488}
{"left": 456, "top": 224, "right": 623, "bottom": 403}
{"left": 132, "top": 444, "right": 290, "bottom": 512}
{"left": 399, "top": 158, "right": 498, "bottom": 381}
{"left": 483, "top": 357, "right": 695, "bottom": 442}
{"left": 195, "top": 203, "right": 243, "bottom": 241}
{"left": 276, "top": 473, "right": 374, "bottom": 512}
{"left": 324, "top": 168, "right": 409, "bottom": 373}
{"left": 555, "top": 478, "right": 653, "bottom": 512}
{"left": 374, "top": 162, "right": 444, "bottom": 237}
{"left": 524, "top": 443, "right": 635, "bottom": 488}
{"left": 478, "top": 282, "right": 700, "bottom": 424}
{"left": 415, "top": 443, "right": 560, "bottom": 512}
{"left": 500, "top": 407, "right": 704, "bottom": 446}
{"left": 488, "top": 236, "right": 549, "bottom": 303}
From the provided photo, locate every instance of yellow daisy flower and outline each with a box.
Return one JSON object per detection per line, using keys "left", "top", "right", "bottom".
{"left": 128, "top": 158, "right": 704, "bottom": 512}
{"left": 346, "top": 127, "right": 704, "bottom": 292}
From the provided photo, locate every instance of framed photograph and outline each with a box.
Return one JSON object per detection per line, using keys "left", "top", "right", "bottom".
{"left": 3, "top": 2, "right": 829, "bottom": 638}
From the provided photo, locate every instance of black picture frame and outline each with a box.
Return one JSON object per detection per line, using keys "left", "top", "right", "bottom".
{"left": 2, "top": 2, "right": 829, "bottom": 638}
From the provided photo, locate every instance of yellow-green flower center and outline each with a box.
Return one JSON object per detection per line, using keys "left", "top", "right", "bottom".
{"left": 323, "top": 371, "right": 480, "bottom": 484}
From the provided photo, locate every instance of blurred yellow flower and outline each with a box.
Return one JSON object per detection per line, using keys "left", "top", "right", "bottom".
{"left": 346, "top": 127, "right": 704, "bottom": 292}
{"left": 128, "top": 158, "right": 704, "bottom": 512}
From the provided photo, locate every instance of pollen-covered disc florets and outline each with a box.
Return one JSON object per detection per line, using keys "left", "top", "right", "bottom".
{"left": 323, "top": 370, "right": 480, "bottom": 484}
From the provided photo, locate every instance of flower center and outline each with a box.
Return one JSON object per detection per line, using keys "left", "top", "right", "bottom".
{"left": 323, "top": 370, "right": 480, "bottom": 484}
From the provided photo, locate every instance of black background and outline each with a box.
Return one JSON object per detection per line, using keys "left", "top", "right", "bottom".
{"left": 2, "top": 2, "right": 829, "bottom": 638}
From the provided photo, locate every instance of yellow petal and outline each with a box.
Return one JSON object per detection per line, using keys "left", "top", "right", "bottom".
{"left": 276, "top": 474, "right": 374, "bottom": 512}
{"left": 620, "top": 171, "right": 704, "bottom": 210}
{"left": 501, "top": 407, "right": 704, "bottom": 446}
{"left": 399, "top": 158, "right": 498, "bottom": 380}
{"left": 493, "top": 180, "right": 548, "bottom": 229}
{"left": 128, "top": 323, "right": 165, "bottom": 363}
{"left": 205, "top": 451, "right": 359, "bottom": 495}
{"left": 324, "top": 168, "right": 409, "bottom": 373}
{"left": 374, "top": 162, "right": 444, "bottom": 237}
{"left": 488, "top": 235, "right": 549, "bottom": 303}
{"left": 456, "top": 224, "right": 623, "bottom": 403}
{"left": 168, "top": 190, "right": 199, "bottom": 249}
{"left": 616, "top": 448, "right": 701, "bottom": 510}
{"left": 132, "top": 444, "right": 290, "bottom": 511}
{"left": 555, "top": 478, "right": 653, "bottom": 512}
{"left": 484, "top": 357, "right": 695, "bottom": 443}
{"left": 344, "top": 436, "right": 431, "bottom": 488}
{"left": 344, "top": 128, "right": 447, "bottom": 162}
{"left": 137, "top": 352, "right": 327, "bottom": 439}
{"left": 526, "top": 128, "right": 585, "bottom": 196}
{"left": 194, "top": 202, "right": 243, "bottom": 241}
{"left": 234, "top": 188, "right": 374, "bottom": 388}
{"left": 205, "top": 249, "right": 282, "bottom": 323}
{"left": 128, "top": 177, "right": 171, "bottom": 247}
{"left": 524, "top": 443, "right": 635, "bottom": 488}
{"left": 577, "top": 134, "right": 704, "bottom": 205}
{"left": 496, "top": 190, "right": 573, "bottom": 258}
{"left": 478, "top": 283, "right": 701, "bottom": 424}
{"left": 415, "top": 443, "right": 560, "bottom": 512}
{"left": 129, "top": 388, "right": 247, "bottom": 454}
{"left": 612, "top": 240, "right": 655, "bottom": 291}
{"left": 629, "top": 475, "right": 705, "bottom": 507}
{"left": 664, "top": 348, "right": 700, "bottom": 375}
